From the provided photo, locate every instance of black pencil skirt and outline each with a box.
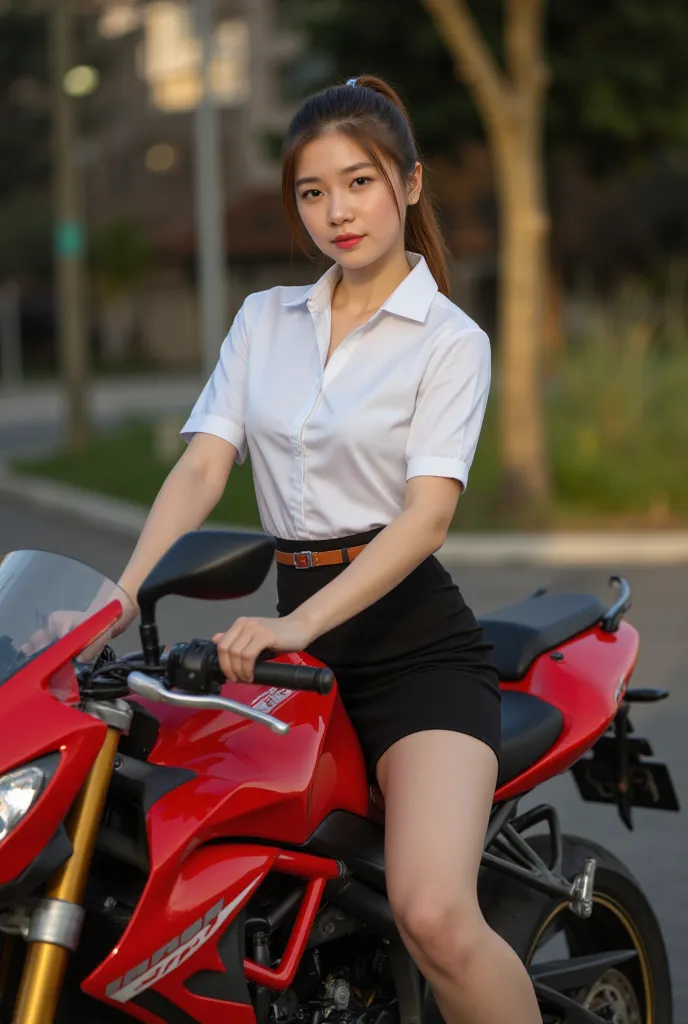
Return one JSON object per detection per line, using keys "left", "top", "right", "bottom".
{"left": 275, "top": 527, "right": 501, "bottom": 784}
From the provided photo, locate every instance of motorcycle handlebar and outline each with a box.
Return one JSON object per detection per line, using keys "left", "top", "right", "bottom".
{"left": 216, "top": 652, "right": 335, "bottom": 695}
{"left": 166, "top": 639, "right": 335, "bottom": 697}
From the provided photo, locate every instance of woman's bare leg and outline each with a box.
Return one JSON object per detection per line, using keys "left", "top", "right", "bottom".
{"left": 377, "top": 730, "right": 541, "bottom": 1024}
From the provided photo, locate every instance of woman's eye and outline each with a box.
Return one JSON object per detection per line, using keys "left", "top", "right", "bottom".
{"left": 352, "top": 176, "right": 372, "bottom": 187}
{"left": 300, "top": 189, "right": 321, "bottom": 200}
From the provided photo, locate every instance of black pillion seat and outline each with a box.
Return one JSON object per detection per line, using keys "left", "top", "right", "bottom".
{"left": 302, "top": 690, "right": 564, "bottom": 891}
{"left": 478, "top": 591, "right": 608, "bottom": 682}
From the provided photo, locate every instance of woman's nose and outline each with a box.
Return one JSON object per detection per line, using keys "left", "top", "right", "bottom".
{"left": 327, "top": 193, "right": 354, "bottom": 225}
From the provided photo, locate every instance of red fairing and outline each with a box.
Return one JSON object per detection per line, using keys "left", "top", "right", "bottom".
{"left": 85, "top": 844, "right": 273, "bottom": 1022}
{"left": 495, "top": 619, "right": 639, "bottom": 802}
{"left": 308, "top": 688, "right": 371, "bottom": 831}
{"left": 0, "top": 604, "right": 119, "bottom": 886}
{"left": 81, "top": 652, "right": 368, "bottom": 1017}
{"left": 140, "top": 652, "right": 368, "bottom": 853}
{"left": 83, "top": 844, "right": 341, "bottom": 1020}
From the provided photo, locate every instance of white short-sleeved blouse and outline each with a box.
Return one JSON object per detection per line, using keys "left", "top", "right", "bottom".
{"left": 180, "top": 251, "right": 491, "bottom": 541}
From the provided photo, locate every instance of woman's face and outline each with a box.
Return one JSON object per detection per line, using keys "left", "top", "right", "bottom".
{"left": 294, "top": 130, "right": 421, "bottom": 269}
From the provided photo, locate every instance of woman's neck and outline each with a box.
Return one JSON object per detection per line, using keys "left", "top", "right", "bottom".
{"left": 331, "top": 244, "right": 412, "bottom": 317}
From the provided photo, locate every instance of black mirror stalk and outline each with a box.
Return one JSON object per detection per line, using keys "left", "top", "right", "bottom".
{"left": 138, "top": 603, "right": 161, "bottom": 667}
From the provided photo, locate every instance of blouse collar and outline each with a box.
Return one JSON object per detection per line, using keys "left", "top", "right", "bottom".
{"left": 282, "top": 251, "right": 439, "bottom": 324}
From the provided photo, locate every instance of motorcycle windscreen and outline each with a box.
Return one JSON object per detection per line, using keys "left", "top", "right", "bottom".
{"left": 0, "top": 549, "right": 127, "bottom": 684}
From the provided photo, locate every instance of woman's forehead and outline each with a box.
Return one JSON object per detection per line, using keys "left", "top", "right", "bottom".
{"left": 296, "top": 130, "right": 370, "bottom": 173}
{"left": 295, "top": 132, "right": 402, "bottom": 189}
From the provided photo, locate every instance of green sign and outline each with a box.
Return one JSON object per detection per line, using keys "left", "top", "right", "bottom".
{"left": 55, "top": 220, "right": 85, "bottom": 258}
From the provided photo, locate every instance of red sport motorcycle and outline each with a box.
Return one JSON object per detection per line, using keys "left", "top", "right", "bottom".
{"left": 0, "top": 530, "right": 679, "bottom": 1023}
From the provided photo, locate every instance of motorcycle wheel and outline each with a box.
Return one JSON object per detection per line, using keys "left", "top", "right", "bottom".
{"left": 480, "top": 833, "right": 673, "bottom": 1023}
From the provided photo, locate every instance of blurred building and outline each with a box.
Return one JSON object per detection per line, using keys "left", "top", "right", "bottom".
{"left": 74, "top": 0, "right": 497, "bottom": 368}
{"left": 5, "top": 2, "right": 685, "bottom": 373}
{"left": 82, "top": 0, "right": 316, "bottom": 366}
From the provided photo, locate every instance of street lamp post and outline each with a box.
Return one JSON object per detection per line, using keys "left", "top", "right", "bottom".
{"left": 51, "top": 0, "right": 90, "bottom": 451}
{"left": 193, "top": 0, "right": 227, "bottom": 381}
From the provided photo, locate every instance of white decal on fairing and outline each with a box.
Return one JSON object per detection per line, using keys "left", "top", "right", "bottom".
{"left": 251, "top": 686, "right": 293, "bottom": 714}
{"left": 109, "top": 878, "right": 260, "bottom": 1003}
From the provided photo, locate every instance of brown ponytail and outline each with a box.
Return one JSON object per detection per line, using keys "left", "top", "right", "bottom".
{"left": 281, "top": 74, "right": 451, "bottom": 297}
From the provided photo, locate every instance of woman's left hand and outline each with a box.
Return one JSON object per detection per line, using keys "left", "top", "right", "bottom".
{"left": 213, "top": 615, "right": 314, "bottom": 683}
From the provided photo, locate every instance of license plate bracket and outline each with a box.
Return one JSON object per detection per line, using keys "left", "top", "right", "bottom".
{"left": 572, "top": 756, "right": 679, "bottom": 812}
{"left": 571, "top": 705, "right": 680, "bottom": 829}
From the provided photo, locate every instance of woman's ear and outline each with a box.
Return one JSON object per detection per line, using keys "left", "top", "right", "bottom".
{"left": 407, "top": 161, "right": 423, "bottom": 205}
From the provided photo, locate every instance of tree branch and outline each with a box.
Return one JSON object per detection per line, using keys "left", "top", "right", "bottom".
{"left": 505, "top": 0, "right": 549, "bottom": 97}
{"left": 421, "top": 0, "right": 508, "bottom": 122}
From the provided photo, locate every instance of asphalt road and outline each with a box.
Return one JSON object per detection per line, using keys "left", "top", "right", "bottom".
{"left": 2, "top": 494, "right": 687, "bottom": 1019}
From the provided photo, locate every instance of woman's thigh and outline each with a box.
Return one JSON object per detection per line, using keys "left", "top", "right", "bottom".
{"left": 377, "top": 730, "right": 499, "bottom": 912}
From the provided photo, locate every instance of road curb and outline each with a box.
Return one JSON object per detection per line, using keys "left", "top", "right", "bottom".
{"left": 2, "top": 467, "right": 688, "bottom": 565}
{"left": 0, "top": 468, "right": 150, "bottom": 538}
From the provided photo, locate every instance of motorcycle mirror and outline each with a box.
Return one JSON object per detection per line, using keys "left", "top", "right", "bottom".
{"left": 136, "top": 530, "right": 275, "bottom": 665}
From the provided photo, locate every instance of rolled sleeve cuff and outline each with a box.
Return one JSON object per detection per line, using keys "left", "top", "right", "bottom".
{"left": 180, "top": 414, "right": 248, "bottom": 464}
{"left": 406, "top": 455, "right": 469, "bottom": 490}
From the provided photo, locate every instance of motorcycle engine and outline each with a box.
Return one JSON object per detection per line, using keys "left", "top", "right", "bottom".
{"left": 254, "top": 924, "right": 397, "bottom": 1024}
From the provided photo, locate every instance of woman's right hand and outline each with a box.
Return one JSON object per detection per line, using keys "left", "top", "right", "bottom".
{"left": 21, "top": 592, "right": 138, "bottom": 660}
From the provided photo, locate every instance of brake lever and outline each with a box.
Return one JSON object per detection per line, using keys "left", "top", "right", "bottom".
{"left": 127, "top": 671, "right": 290, "bottom": 735}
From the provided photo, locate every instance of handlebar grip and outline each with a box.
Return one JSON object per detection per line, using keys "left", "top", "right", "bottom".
{"left": 204, "top": 646, "right": 334, "bottom": 695}
{"left": 253, "top": 661, "right": 335, "bottom": 695}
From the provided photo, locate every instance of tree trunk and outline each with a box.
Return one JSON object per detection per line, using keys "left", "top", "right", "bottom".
{"left": 493, "top": 121, "right": 550, "bottom": 509}
{"left": 420, "top": 0, "right": 551, "bottom": 516}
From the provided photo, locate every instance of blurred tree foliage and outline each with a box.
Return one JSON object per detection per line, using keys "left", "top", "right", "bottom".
{"left": 288, "top": 0, "right": 688, "bottom": 170}
{"left": 0, "top": 12, "right": 50, "bottom": 200}
{"left": 0, "top": 194, "right": 52, "bottom": 282}
{"left": 89, "top": 218, "right": 150, "bottom": 297}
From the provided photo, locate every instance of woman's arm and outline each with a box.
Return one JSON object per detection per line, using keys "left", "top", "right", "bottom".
{"left": 291, "top": 475, "right": 461, "bottom": 640}
{"left": 112, "top": 432, "right": 239, "bottom": 630}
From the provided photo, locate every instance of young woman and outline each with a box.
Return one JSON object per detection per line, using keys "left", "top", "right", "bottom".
{"left": 114, "top": 76, "right": 541, "bottom": 1023}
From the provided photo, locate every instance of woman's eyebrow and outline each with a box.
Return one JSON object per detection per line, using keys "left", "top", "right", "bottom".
{"left": 295, "top": 162, "right": 376, "bottom": 188}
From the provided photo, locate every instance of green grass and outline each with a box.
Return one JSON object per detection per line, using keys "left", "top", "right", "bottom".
{"left": 14, "top": 421, "right": 263, "bottom": 528}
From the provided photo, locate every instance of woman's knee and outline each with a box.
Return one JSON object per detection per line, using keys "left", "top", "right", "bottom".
{"left": 389, "top": 885, "right": 486, "bottom": 975}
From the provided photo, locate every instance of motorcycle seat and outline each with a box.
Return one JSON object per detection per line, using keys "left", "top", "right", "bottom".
{"left": 478, "top": 591, "right": 608, "bottom": 681}
{"left": 303, "top": 690, "right": 564, "bottom": 891}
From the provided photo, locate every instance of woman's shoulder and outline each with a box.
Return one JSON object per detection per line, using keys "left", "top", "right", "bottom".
{"left": 424, "top": 293, "right": 490, "bottom": 363}
{"left": 429, "top": 291, "right": 486, "bottom": 337}
{"left": 238, "top": 283, "right": 312, "bottom": 321}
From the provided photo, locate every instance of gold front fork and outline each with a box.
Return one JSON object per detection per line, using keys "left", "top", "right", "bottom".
{"left": 0, "top": 935, "right": 14, "bottom": 1003}
{"left": 12, "top": 724, "right": 122, "bottom": 1024}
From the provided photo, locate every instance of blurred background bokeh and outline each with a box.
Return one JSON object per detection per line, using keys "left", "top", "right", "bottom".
{"left": 1, "top": 0, "right": 687, "bottom": 532}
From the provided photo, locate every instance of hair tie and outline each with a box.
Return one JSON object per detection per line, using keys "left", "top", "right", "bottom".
{"left": 346, "top": 77, "right": 358, "bottom": 87}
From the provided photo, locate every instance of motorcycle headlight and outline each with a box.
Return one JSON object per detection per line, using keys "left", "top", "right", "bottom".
{"left": 0, "top": 766, "right": 45, "bottom": 843}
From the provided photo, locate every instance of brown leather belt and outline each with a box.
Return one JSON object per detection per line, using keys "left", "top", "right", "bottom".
{"left": 275, "top": 544, "right": 368, "bottom": 568}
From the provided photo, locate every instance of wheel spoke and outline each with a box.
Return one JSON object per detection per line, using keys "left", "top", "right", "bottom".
{"left": 531, "top": 949, "right": 637, "bottom": 992}
{"left": 534, "top": 981, "right": 606, "bottom": 1023}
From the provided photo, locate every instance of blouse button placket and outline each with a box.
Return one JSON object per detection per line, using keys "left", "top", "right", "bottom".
{"left": 291, "top": 306, "right": 327, "bottom": 535}
{"left": 292, "top": 305, "right": 375, "bottom": 535}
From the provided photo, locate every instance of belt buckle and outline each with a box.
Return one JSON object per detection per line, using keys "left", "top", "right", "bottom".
{"left": 293, "top": 550, "right": 313, "bottom": 569}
